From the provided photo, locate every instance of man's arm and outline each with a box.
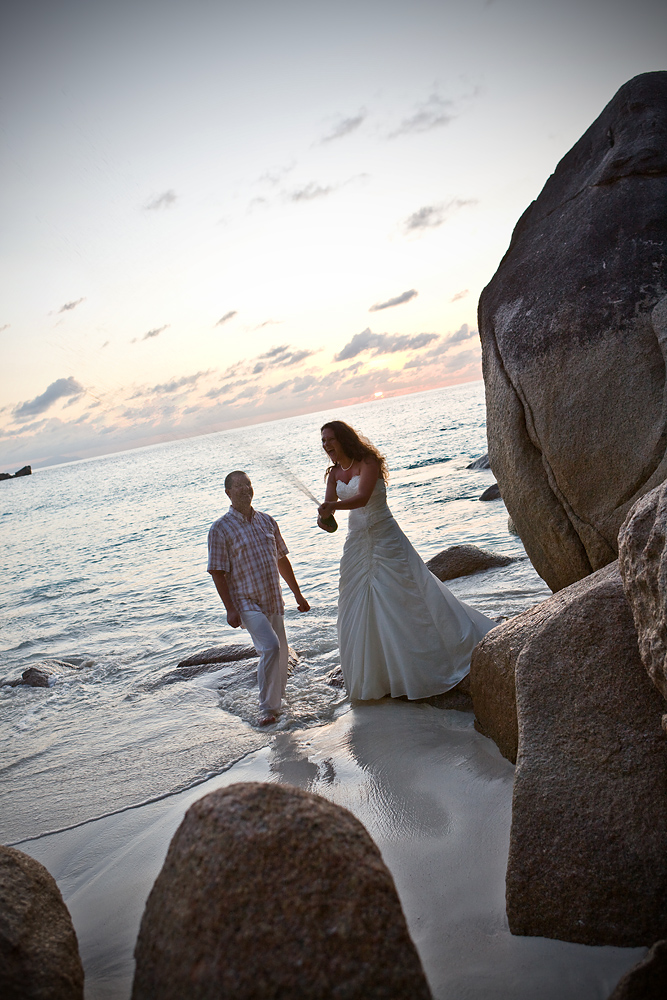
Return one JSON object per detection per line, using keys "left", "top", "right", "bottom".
{"left": 209, "top": 570, "right": 242, "bottom": 628}
{"left": 277, "top": 556, "right": 310, "bottom": 612}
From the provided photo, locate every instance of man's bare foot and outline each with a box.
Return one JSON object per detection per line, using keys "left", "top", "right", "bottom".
{"left": 258, "top": 713, "right": 276, "bottom": 727}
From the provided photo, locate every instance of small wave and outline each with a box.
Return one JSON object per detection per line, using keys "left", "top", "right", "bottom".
{"left": 406, "top": 456, "right": 451, "bottom": 470}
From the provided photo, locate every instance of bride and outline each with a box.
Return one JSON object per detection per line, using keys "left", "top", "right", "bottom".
{"left": 318, "top": 420, "right": 495, "bottom": 701}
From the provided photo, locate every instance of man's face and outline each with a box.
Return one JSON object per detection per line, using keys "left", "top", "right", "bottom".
{"left": 226, "top": 473, "right": 253, "bottom": 512}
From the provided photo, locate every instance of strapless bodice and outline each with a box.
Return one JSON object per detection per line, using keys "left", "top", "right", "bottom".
{"left": 336, "top": 475, "right": 391, "bottom": 531}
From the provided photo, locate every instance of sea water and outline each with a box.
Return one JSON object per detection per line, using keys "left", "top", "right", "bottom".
{"left": 0, "top": 381, "right": 551, "bottom": 845}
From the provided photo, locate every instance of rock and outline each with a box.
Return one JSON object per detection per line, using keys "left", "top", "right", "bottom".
{"left": 171, "top": 645, "right": 299, "bottom": 682}
{"left": 478, "top": 72, "right": 667, "bottom": 592}
{"left": 504, "top": 561, "right": 667, "bottom": 946}
{"left": 607, "top": 939, "right": 667, "bottom": 999}
{"left": 618, "top": 482, "right": 667, "bottom": 702}
{"left": 176, "top": 644, "right": 258, "bottom": 669}
{"left": 326, "top": 665, "right": 345, "bottom": 688}
{"left": 507, "top": 515, "right": 519, "bottom": 535}
{"left": 132, "top": 783, "right": 431, "bottom": 1000}
{"left": 6, "top": 660, "right": 82, "bottom": 688}
{"left": 0, "top": 845, "right": 84, "bottom": 999}
{"left": 0, "top": 472, "right": 12, "bottom": 480}
{"left": 427, "top": 544, "right": 513, "bottom": 581}
{"left": 14, "top": 465, "right": 32, "bottom": 477}
{"left": 466, "top": 453, "right": 491, "bottom": 470}
{"left": 479, "top": 483, "right": 501, "bottom": 501}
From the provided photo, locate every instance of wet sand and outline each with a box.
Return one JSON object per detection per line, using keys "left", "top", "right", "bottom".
{"left": 17, "top": 701, "right": 644, "bottom": 999}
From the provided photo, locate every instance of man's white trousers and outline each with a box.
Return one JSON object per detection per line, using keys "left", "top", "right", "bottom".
{"left": 240, "top": 608, "right": 288, "bottom": 712}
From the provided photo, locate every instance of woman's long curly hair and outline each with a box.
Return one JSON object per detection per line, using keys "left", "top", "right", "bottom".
{"left": 321, "top": 421, "right": 388, "bottom": 483}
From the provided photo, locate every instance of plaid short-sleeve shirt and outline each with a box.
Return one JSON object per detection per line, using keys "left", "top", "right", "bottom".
{"left": 207, "top": 506, "right": 289, "bottom": 616}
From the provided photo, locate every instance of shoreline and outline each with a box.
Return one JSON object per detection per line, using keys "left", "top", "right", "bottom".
{"left": 15, "top": 700, "right": 644, "bottom": 1000}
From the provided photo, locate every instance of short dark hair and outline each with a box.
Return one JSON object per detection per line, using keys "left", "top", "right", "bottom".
{"left": 225, "top": 470, "right": 247, "bottom": 491}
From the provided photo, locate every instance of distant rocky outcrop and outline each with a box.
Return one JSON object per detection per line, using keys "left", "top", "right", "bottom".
{"left": 0, "top": 465, "right": 32, "bottom": 481}
{"left": 471, "top": 561, "right": 667, "bottom": 946}
{"left": 427, "top": 544, "right": 514, "bottom": 581}
{"left": 619, "top": 481, "right": 667, "bottom": 709}
{"left": 0, "top": 845, "right": 84, "bottom": 999}
{"left": 132, "top": 783, "right": 431, "bottom": 1000}
{"left": 478, "top": 71, "right": 667, "bottom": 592}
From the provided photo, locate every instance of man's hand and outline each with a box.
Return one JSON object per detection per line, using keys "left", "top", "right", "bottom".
{"left": 226, "top": 607, "right": 242, "bottom": 628}
{"left": 296, "top": 594, "right": 310, "bottom": 612}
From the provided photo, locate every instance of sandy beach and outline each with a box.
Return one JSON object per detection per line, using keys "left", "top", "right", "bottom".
{"left": 16, "top": 700, "right": 645, "bottom": 1000}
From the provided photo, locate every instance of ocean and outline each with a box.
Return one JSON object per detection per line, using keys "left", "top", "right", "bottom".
{"left": 0, "top": 380, "right": 550, "bottom": 845}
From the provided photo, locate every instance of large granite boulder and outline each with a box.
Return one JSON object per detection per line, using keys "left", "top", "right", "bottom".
{"left": 0, "top": 845, "right": 84, "bottom": 999}
{"left": 504, "top": 562, "right": 667, "bottom": 946}
{"left": 478, "top": 71, "right": 667, "bottom": 592}
{"left": 132, "top": 782, "right": 431, "bottom": 1000}
{"left": 618, "top": 481, "right": 667, "bottom": 705}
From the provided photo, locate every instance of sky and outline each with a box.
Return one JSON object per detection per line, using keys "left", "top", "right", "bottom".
{"left": 1, "top": 0, "right": 665, "bottom": 469}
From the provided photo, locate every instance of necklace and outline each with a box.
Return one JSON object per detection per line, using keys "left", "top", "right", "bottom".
{"left": 339, "top": 459, "right": 354, "bottom": 472}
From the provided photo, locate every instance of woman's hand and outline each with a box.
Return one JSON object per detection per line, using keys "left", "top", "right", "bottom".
{"left": 318, "top": 500, "right": 337, "bottom": 518}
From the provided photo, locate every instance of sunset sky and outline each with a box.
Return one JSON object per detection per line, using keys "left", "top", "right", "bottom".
{"left": 1, "top": 0, "right": 665, "bottom": 468}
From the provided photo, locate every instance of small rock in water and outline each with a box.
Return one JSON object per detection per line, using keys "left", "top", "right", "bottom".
{"left": 479, "top": 483, "right": 501, "bottom": 501}
{"left": 427, "top": 544, "right": 513, "bottom": 581}
{"left": 132, "top": 783, "right": 431, "bottom": 1000}
{"left": 466, "top": 453, "right": 491, "bottom": 470}
{"left": 326, "top": 666, "right": 345, "bottom": 688}
{"left": 177, "top": 644, "right": 257, "bottom": 669}
{"left": 6, "top": 659, "right": 82, "bottom": 688}
{"left": 168, "top": 645, "right": 299, "bottom": 683}
{"left": 0, "top": 845, "right": 84, "bottom": 999}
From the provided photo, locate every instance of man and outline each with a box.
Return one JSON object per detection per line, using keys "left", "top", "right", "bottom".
{"left": 207, "top": 470, "right": 310, "bottom": 726}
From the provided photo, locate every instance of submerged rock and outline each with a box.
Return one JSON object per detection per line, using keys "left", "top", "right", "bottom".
{"left": 167, "top": 645, "right": 299, "bottom": 683}
{"left": 6, "top": 659, "right": 83, "bottom": 688}
{"left": 496, "top": 562, "right": 667, "bottom": 946}
{"left": 0, "top": 845, "right": 84, "bottom": 999}
{"left": 132, "top": 783, "right": 430, "bottom": 1000}
{"left": 177, "top": 644, "right": 257, "bottom": 669}
{"left": 427, "top": 543, "right": 513, "bottom": 581}
{"left": 478, "top": 71, "right": 667, "bottom": 592}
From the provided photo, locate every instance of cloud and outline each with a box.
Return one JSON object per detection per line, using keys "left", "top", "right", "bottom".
{"left": 58, "top": 298, "right": 85, "bottom": 313}
{"left": 450, "top": 289, "right": 469, "bottom": 302}
{"left": 369, "top": 289, "right": 418, "bottom": 312}
{"left": 319, "top": 111, "right": 366, "bottom": 144}
{"left": 252, "top": 345, "right": 316, "bottom": 373}
{"left": 334, "top": 328, "right": 438, "bottom": 362}
{"left": 403, "top": 198, "right": 477, "bottom": 233}
{"left": 145, "top": 190, "right": 177, "bottom": 211}
{"left": 14, "top": 376, "right": 84, "bottom": 419}
{"left": 216, "top": 311, "right": 237, "bottom": 326}
{"left": 288, "top": 183, "right": 334, "bottom": 202}
{"left": 389, "top": 93, "right": 456, "bottom": 138}
{"left": 132, "top": 325, "right": 169, "bottom": 343}
{"left": 148, "top": 372, "right": 207, "bottom": 394}
{"left": 443, "top": 323, "right": 476, "bottom": 346}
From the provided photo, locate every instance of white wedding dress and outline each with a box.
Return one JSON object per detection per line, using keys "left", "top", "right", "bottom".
{"left": 336, "top": 476, "right": 496, "bottom": 700}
